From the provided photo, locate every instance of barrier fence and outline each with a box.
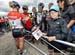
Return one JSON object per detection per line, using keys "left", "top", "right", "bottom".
{"left": 25, "top": 30, "right": 75, "bottom": 55}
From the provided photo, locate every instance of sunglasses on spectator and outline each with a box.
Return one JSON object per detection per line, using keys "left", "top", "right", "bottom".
{"left": 23, "top": 8, "right": 28, "bottom": 10}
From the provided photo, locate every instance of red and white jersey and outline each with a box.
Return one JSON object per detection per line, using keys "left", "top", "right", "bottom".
{"left": 8, "top": 11, "right": 24, "bottom": 29}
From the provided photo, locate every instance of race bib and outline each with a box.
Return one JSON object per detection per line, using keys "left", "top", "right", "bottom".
{"left": 9, "top": 19, "right": 22, "bottom": 29}
{"left": 9, "top": 20, "right": 17, "bottom": 28}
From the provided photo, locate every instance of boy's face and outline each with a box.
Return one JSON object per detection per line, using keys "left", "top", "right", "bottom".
{"left": 49, "top": 11, "right": 59, "bottom": 19}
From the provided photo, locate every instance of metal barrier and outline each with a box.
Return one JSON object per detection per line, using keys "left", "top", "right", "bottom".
{"left": 55, "top": 40, "right": 75, "bottom": 48}
{"left": 43, "top": 36, "right": 75, "bottom": 48}
{"left": 41, "top": 38, "right": 66, "bottom": 55}
{"left": 25, "top": 40, "right": 48, "bottom": 55}
{"left": 25, "top": 30, "right": 75, "bottom": 55}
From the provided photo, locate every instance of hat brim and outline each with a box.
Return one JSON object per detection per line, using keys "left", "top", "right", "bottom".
{"left": 49, "top": 9, "right": 58, "bottom": 12}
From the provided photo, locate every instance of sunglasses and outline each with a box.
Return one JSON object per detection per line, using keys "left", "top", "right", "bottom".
{"left": 23, "top": 8, "right": 28, "bottom": 10}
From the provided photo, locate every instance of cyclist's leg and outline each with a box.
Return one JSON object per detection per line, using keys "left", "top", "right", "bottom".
{"left": 15, "top": 38, "right": 19, "bottom": 49}
{"left": 19, "top": 37, "right": 24, "bottom": 53}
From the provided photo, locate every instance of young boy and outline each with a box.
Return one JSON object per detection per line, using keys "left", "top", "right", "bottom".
{"left": 46, "top": 5, "right": 68, "bottom": 54}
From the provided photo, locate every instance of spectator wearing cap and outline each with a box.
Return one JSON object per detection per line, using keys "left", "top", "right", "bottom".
{"left": 44, "top": 5, "right": 68, "bottom": 55}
